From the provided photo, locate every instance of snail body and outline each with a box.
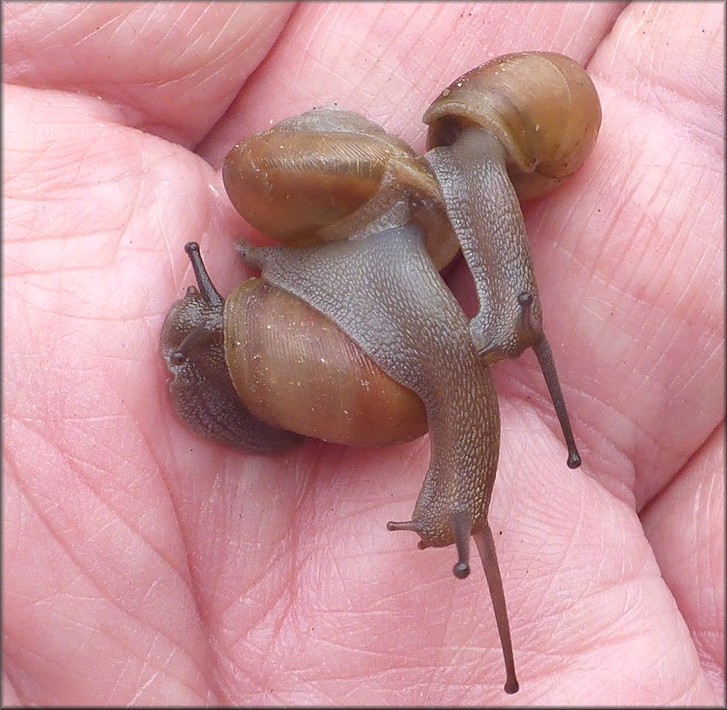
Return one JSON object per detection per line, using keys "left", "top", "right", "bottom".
{"left": 424, "top": 51, "right": 601, "bottom": 468}
{"left": 239, "top": 224, "right": 516, "bottom": 693}
{"left": 159, "top": 263, "right": 303, "bottom": 454}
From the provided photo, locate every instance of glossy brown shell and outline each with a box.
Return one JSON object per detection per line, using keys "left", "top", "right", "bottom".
{"left": 223, "top": 277, "right": 427, "bottom": 446}
{"left": 424, "top": 51, "right": 602, "bottom": 201}
{"left": 222, "top": 108, "right": 458, "bottom": 269}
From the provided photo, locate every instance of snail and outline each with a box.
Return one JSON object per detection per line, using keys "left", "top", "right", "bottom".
{"left": 160, "top": 52, "right": 602, "bottom": 693}
{"left": 221, "top": 107, "right": 458, "bottom": 270}
{"left": 423, "top": 51, "right": 601, "bottom": 469}
{"left": 160, "top": 246, "right": 303, "bottom": 454}
{"left": 161, "top": 243, "right": 427, "bottom": 449}
{"left": 162, "top": 107, "right": 458, "bottom": 450}
{"left": 161, "top": 107, "right": 518, "bottom": 692}
{"left": 161, "top": 229, "right": 518, "bottom": 693}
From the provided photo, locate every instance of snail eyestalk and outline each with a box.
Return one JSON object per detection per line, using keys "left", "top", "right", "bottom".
{"left": 533, "top": 338, "right": 582, "bottom": 469}
{"left": 185, "top": 242, "right": 223, "bottom": 306}
{"left": 516, "top": 291, "right": 581, "bottom": 467}
{"left": 172, "top": 320, "right": 217, "bottom": 363}
{"left": 452, "top": 509, "right": 472, "bottom": 579}
{"left": 474, "top": 529, "right": 519, "bottom": 694}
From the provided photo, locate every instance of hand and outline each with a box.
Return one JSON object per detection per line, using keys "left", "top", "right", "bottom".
{"left": 4, "top": 2, "right": 723, "bottom": 704}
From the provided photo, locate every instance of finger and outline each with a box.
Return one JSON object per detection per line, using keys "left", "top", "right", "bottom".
{"left": 642, "top": 424, "right": 725, "bottom": 694}
{"left": 3, "top": 2, "right": 294, "bottom": 145}
{"left": 572, "top": 2, "right": 724, "bottom": 504}
{"left": 3, "top": 83, "right": 223, "bottom": 703}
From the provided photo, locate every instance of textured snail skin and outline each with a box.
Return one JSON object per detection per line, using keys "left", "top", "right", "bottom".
{"left": 424, "top": 52, "right": 601, "bottom": 468}
{"left": 238, "top": 224, "right": 517, "bottom": 693}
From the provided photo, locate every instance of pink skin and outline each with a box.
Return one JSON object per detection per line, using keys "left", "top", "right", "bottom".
{"left": 3, "top": 2, "right": 723, "bottom": 705}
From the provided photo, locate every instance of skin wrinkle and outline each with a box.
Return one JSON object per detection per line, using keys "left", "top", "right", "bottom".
{"left": 5, "top": 472, "right": 208, "bottom": 702}
{"left": 6, "top": 4, "right": 295, "bottom": 145}
{"left": 14, "top": 418, "right": 189, "bottom": 607}
{"left": 25, "top": 363, "right": 214, "bottom": 703}
{"left": 140, "top": 10, "right": 274, "bottom": 92}
{"left": 576, "top": 114, "right": 720, "bottom": 500}
{"left": 598, "top": 16, "right": 722, "bottom": 144}
{"left": 272, "top": 512, "right": 450, "bottom": 696}
{"left": 614, "top": 6, "right": 721, "bottom": 107}
{"left": 147, "top": 462, "right": 226, "bottom": 702}
{"left": 221, "top": 596, "right": 289, "bottom": 696}
{"left": 211, "top": 484, "right": 304, "bottom": 631}
{"left": 266, "top": 554, "right": 303, "bottom": 653}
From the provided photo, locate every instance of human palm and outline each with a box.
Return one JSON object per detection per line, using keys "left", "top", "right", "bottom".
{"left": 4, "top": 3, "right": 723, "bottom": 705}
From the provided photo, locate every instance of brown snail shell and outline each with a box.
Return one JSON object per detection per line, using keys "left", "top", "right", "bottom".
{"left": 222, "top": 107, "right": 458, "bottom": 270}
{"left": 424, "top": 51, "right": 602, "bottom": 201}
{"left": 224, "top": 277, "right": 427, "bottom": 446}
